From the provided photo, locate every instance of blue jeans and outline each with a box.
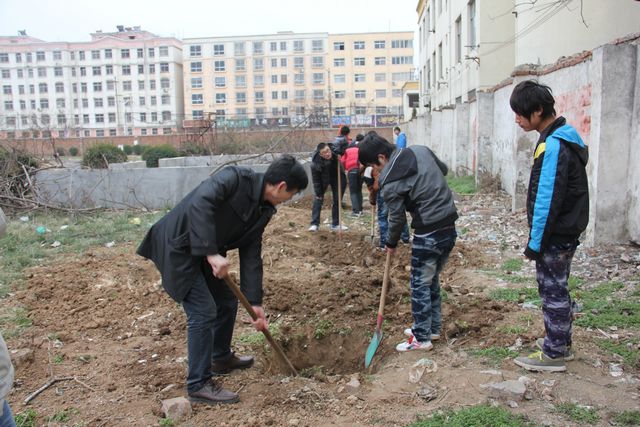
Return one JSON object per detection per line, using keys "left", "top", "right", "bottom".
{"left": 408, "top": 227, "right": 457, "bottom": 342}
{"left": 0, "top": 400, "right": 16, "bottom": 427}
{"left": 537, "top": 240, "right": 577, "bottom": 359}
{"left": 182, "top": 272, "right": 238, "bottom": 393}
{"left": 377, "top": 192, "right": 409, "bottom": 247}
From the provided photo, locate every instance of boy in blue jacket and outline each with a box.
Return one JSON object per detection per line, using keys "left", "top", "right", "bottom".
{"left": 510, "top": 80, "right": 589, "bottom": 372}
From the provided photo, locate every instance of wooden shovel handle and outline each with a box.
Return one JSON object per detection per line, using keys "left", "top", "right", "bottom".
{"left": 376, "top": 252, "right": 392, "bottom": 329}
{"left": 222, "top": 274, "right": 298, "bottom": 376}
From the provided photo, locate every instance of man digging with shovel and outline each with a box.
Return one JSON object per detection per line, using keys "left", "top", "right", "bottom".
{"left": 359, "top": 132, "right": 458, "bottom": 353}
{"left": 137, "top": 155, "right": 307, "bottom": 404}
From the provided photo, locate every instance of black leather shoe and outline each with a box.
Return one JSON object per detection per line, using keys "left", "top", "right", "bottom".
{"left": 188, "top": 380, "right": 239, "bottom": 405}
{"left": 212, "top": 352, "right": 254, "bottom": 375}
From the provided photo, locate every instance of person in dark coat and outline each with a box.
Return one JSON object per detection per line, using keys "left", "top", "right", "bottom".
{"left": 137, "top": 155, "right": 308, "bottom": 404}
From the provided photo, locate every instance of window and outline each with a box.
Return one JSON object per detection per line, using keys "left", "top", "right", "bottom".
{"left": 160, "top": 62, "right": 169, "bottom": 72}
{"left": 235, "top": 59, "right": 246, "bottom": 72}
{"left": 149, "top": 64, "right": 156, "bottom": 73}
{"left": 122, "top": 65, "right": 131, "bottom": 75}
{"left": 313, "top": 89, "right": 324, "bottom": 100}
{"left": 294, "top": 57, "right": 304, "bottom": 69}
{"left": 271, "top": 91, "right": 278, "bottom": 100}
{"left": 254, "top": 74, "right": 264, "bottom": 87}
{"left": 37, "top": 67, "right": 47, "bottom": 77}
{"left": 39, "top": 99, "right": 49, "bottom": 109}
{"left": 1, "top": 69, "right": 9, "bottom": 78}
{"left": 54, "top": 66, "right": 63, "bottom": 77}
{"left": 391, "top": 40, "right": 412, "bottom": 48}
{"left": 191, "top": 62, "right": 202, "bottom": 72}
{"left": 190, "top": 45, "right": 202, "bottom": 57}
{"left": 280, "top": 41, "right": 287, "bottom": 51}
{"left": 192, "top": 110, "right": 203, "bottom": 119}
{"left": 17, "top": 69, "right": 23, "bottom": 78}
{"left": 236, "top": 92, "right": 247, "bottom": 103}
{"left": 6, "top": 116, "right": 16, "bottom": 126}
{"left": 162, "top": 111, "right": 171, "bottom": 121}
{"left": 151, "top": 112, "right": 158, "bottom": 122}
{"left": 18, "top": 85, "right": 25, "bottom": 94}
{"left": 106, "top": 81, "right": 115, "bottom": 91}
{"left": 94, "top": 98, "right": 103, "bottom": 108}
{"left": 334, "top": 74, "right": 346, "bottom": 83}
{"left": 455, "top": 16, "right": 462, "bottom": 63}
{"left": 255, "top": 107, "right": 265, "bottom": 119}
{"left": 106, "top": 65, "right": 113, "bottom": 75}
{"left": 334, "top": 90, "right": 346, "bottom": 99}
{"left": 123, "top": 81, "right": 132, "bottom": 91}
{"left": 121, "top": 49, "right": 130, "bottom": 58}
{"left": 159, "top": 46, "right": 169, "bottom": 56}
{"left": 293, "top": 40, "right": 304, "bottom": 52}
{"left": 26, "top": 52, "right": 32, "bottom": 62}
{"left": 213, "top": 44, "right": 225, "bottom": 56}
{"left": 355, "top": 90, "right": 366, "bottom": 99}
{"left": 294, "top": 73, "right": 304, "bottom": 85}
{"left": 152, "top": 128, "right": 158, "bottom": 135}
{"left": 236, "top": 108, "right": 247, "bottom": 118}
{"left": 375, "top": 56, "right": 386, "bottom": 65}
{"left": 138, "top": 64, "right": 144, "bottom": 74}
{"left": 95, "top": 113, "right": 104, "bottom": 123}
{"left": 333, "top": 58, "right": 345, "bottom": 67}
{"left": 105, "top": 49, "right": 112, "bottom": 58}
{"left": 15, "top": 53, "right": 22, "bottom": 62}
{"left": 236, "top": 75, "right": 246, "bottom": 88}
{"left": 216, "top": 109, "right": 225, "bottom": 117}
{"left": 215, "top": 93, "right": 226, "bottom": 104}
{"left": 39, "top": 83, "right": 48, "bottom": 93}
{"left": 255, "top": 91, "right": 264, "bottom": 103}
{"left": 82, "top": 114, "right": 89, "bottom": 123}
{"left": 354, "top": 74, "right": 365, "bottom": 82}
{"left": 215, "top": 76, "right": 226, "bottom": 87}
{"left": 281, "top": 74, "right": 287, "bottom": 83}
{"left": 191, "top": 77, "right": 203, "bottom": 89}
{"left": 468, "top": 0, "right": 477, "bottom": 48}
{"left": 56, "top": 82, "right": 66, "bottom": 93}
{"left": 137, "top": 48, "right": 144, "bottom": 58}
{"left": 81, "top": 83, "right": 88, "bottom": 93}
{"left": 376, "top": 106, "right": 387, "bottom": 114}
{"left": 2, "top": 85, "right": 10, "bottom": 94}
{"left": 57, "top": 114, "right": 66, "bottom": 125}
{"left": 160, "top": 78, "right": 170, "bottom": 89}
{"left": 312, "top": 56, "right": 323, "bottom": 68}
{"left": 253, "top": 58, "right": 264, "bottom": 70}
{"left": 280, "top": 58, "right": 287, "bottom": 67}
{"left": 270, "top": 42, "right": 277, "bottom": 52}
{"left": 192, "top": 94, "right": 203, "bottom": 104}
{"left": 353, "top": 41, "right": 365, "bottom": 50}
{"left": 354, "top": 106, "right": 367, "bottom": 115}
{"left": 53, "top": 51, "right": 62, "bottom": 60}
{"left": 0, "top": 53, "right": 8, "bottom": 63}
{"left": 312, "top": 73, "right": 324, "bottom": 84}
{"left": 36, "top": 51, "right": 46, "bottom": 61}
{"left": 392, "top": 56, "right": 413, "bottom": 65}
{"left": 234, "top": 42, "right": 245, "bottom": 56}
{"left": 438, "top": 43, "right": 443, "bottom": 78}
{"left": 294, "top": 90, "right": 305, "bottom": 100}
{"left": 253, "top": 41, "right": 263, "bottom": 55}
{"left": 271, "top": 75, "right": 278, "bottom": 84}
{"left": 375, "top": 89, "right": 386, "bottom": 98}
{"left": 354, "top": 57, "right": 365, "bottom": 66}
{"left": 281, "top": 90, "right": 288, "bottom": 100}
{"left": 91, "top": 50, "right": 100, "bottom": 60}
{"left": 335, "top": 107, "right": 346, "bottom": 116}
{"left": 214, "top": 60, "right": 225, "bottom": 72}
{"left": 312, "top": 40, "right": 323, "bottom": 52}
{"left": 3, "top": 101, "right": 12, "bottom": 111}
{"left": 392, "top": 89, "right": 402, "bottom": 97}
{"left": 392, "top": 72, "right": 412, "bottom": 81}
{"left": 137, "top": 96, "right": 144, "bottom": 106}
{"left": 271, "top": 58, "right": 278, "bottom": 68}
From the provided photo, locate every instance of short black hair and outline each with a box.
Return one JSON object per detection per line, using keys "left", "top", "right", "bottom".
{"left": 316, "top": 142, "right": 328, "bottom": 151}
{"left": 510, "top": 80, "right": 556, "bottom": 120}
{"left": 358, "top": 133, "right": 395, "bottom": 166}
{"left": 265, "top": 155, "right": 308, "bottom": 192}
{"left": 339, "top": 125, "right": 350, "bottom": 136}
{"left": 355, "top": 133, "right": 364, "bottom": 142}
{"left": 394, "top": 126, "right": 401, "bottom": 132}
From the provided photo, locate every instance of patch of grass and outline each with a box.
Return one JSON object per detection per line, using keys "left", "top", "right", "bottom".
{"left": 0, "top": 306, "right": 32, "bottom": 338}
{"left": 14, "top": 408, "right": 38, "bottom": 427}
{"left": 446, "top": 175, "right": 477, "bottom": 195}
{"left": 470, "top": 346, "right": 519, "bottom": 365}
{"left": 159, "top": 418, "right": 175, "bottom": 426}
{"left": 489, "top": 287, "right": 538, "bottom": 303}
{"left": 52, "top": 354, "right": 64, "bottom": 364}
{"left": 299, "top": 365, "right": 324, "bottom": 378}
{"left": 501, "top": 258, "right": 524, "bottom": 273}
{"left": 574, "top": 282, "right": 640, "bottom": 328}
{"left": 314, "top": 319, "right": 334, "bottom": 339}
{"left": 410, "top": 404, "right": 533, "bottom": 427}
{"left": 498, "top": 325, "right": 528, "bottom": 335}
{"left": 483, "top": 269, "right": 534, "bottom": 285}
{"left": 612, "top": 410, "right": 640, "bottom": 426}
{"left": 47, "top": 407, "right": 78, "bottom": 422}
{"left": 554, "top": 403, "right": 600, "bottom": 424}
{"left": 596, "top": 339, "right": 640, "bottom": 367}
{"left": 568, "top": 275, "right": 584, "bottom": 290}
{"left": 235, "top": 322, "right": 282, "bottom": 346}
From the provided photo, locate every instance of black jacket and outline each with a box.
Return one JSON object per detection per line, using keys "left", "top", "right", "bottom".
{"left": 525, "top": 117, "right": 589, "bottom": 259}
{"left": 310, "top": 136, "right": 348, "bottom": 190}
{"left": 137, "top": 166, "right": 275, "bottom": 305}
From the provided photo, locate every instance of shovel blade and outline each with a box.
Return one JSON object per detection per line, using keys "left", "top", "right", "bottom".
{"left": 365, "top": 328, "right": 383, "bottom": 368}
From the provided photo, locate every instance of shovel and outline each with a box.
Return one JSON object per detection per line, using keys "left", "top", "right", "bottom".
{"left": 364, "top": 204, "right": 376, "bottom": 244}
{"left": 223, "top": 274, "right": 298, "bottom": 376}
{"left": 365, "top": 251, "right": 392, "bottom": 368}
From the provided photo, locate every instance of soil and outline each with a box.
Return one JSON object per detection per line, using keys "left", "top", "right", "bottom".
{"left": 3, "top": 193, "right": 640, "bottom": 426}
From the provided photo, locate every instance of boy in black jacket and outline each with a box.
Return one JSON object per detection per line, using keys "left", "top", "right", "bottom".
{"left": 510, "top": 80, "right": 589, "bottom": 372}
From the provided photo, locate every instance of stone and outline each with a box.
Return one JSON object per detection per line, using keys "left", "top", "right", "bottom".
{"left": 288, "top": 419, "right": 300, "bottom": 426}
{"left": 161, "top": 397, "right": 192, "bottom": 421}
{"left": 10, "top": 348, "right": 34, "bottom": 368}
{"left": 480, "top": 380, "right": 526, "bottom": 401}
{"left": 346, "top": 375, "right": 360, "bottom": 389}
{"left": 507, "top": 400, "right": 519, "bottom": 408}
{"left": 346, "top": 395, "right": 359, "bottom": 405}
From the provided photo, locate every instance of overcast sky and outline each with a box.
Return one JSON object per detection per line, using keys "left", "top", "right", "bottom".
{"left": 0, "top": 0, "right": 419, "bottom": 41}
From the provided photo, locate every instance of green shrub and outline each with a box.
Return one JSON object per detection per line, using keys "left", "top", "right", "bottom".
{"left": 179, "top": 142, "right": 209, "bottom": 156}
{"left": 68, "top": 147, "right": 79, "bottom": 156}
{"left": 142, "top": 144, "right": 179, "bottom": 168}
{"left": 55, "top": 147, "right": 66, "bottom": 157}
{"left": 132, "top": 144, "right": 143, "bottom": 155}
{"left": 122, "top": 145, "right": 133, "bottom": 155}
{"left": 82, "top": 143, "right": 127, "bottom": 169}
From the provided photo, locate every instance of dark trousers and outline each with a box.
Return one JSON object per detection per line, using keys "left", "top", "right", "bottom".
{"left": 347, "top": 169, "right": 363, "bottom": 214}
{"left": 310, "top": 177, "right": 346, "bottom": 227}
{"left": 182, "top": 273, "right": 238, "bottom": 393}
{"left": 537, "top": 240, "right": 577, "bottom": 359}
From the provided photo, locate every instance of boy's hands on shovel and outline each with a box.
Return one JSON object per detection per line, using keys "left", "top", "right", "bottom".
{"left": 207, "top": 254, "right": 229, "bottom": 278}
{"left": 385, "top": 246, "right": 397, "bottom": 256}
{"left": 251, "top": 306, "right": 268, "bottom": 332}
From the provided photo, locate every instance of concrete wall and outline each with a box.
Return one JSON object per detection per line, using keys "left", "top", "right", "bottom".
{"left": 405, "top": 37, "right": 640, "bottom": 245}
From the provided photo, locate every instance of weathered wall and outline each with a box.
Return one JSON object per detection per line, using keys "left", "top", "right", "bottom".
{"left": 629, "top": 45, "right": 640, "bottom": 243}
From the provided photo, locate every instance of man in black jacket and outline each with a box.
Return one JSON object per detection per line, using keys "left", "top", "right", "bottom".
{"left": 510, "top": 80, "right": 589, "bottom": 372}
{"left": 137, "top": 155, "right": 308, "bottom": 404}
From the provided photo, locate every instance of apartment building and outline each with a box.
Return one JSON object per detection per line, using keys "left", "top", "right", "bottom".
{"left": 183, "top": 30, "right": 415, "bottom": 129}
{"left": 416, "top": 0, "right": 514, "bottom": 110}
{"left": 0, "top": 27, "right": 183, "bottom": 139}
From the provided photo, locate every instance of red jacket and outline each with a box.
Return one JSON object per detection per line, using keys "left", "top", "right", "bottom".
{"left": 341, "top": 145, "right": 360, "bottom": 171}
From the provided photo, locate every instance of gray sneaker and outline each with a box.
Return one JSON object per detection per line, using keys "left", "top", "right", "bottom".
{"left": 188, "top": 380, "right": 239, "bottom": 405}
{"left": 535, "top": 338, "right": 574, "bottom": 361}
{"left": 514, "top": 350, "right": 566, "bottom": 372}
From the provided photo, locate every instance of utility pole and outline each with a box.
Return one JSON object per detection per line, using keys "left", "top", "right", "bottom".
{"left": 327, "top": 69, "right": 333, "bottom": 128}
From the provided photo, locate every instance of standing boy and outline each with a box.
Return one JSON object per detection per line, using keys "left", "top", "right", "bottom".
{"left": 393, "top": 126, "right": 407, "bottom": 149}
{"left": 137, "top": 156, "right": 308, "bottom": 404}
{"left": 510, "top": 80, "right": 589, "bottom": 372}
{"left": 341, "top": 133, "right": 364, "bottom": 216}
{"left": 359, "top": 133, "right": 458, "bottom": 352}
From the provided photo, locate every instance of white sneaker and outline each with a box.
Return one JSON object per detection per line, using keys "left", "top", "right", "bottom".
{"left": 396, "top": 336, "right": 433, "bottom": 352}
{"left": 308, "top": 224, "right": 319, "bottom": 232}
{"left": 404, "top": 328, "right": 440, "bottom": 341}
{"left": 330, "top": 224, "right": 348, "bottom": 232}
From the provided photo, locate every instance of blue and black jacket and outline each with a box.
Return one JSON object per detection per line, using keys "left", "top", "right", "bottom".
{"left": 525, "top": 116, "right": 589, "bottom": 260}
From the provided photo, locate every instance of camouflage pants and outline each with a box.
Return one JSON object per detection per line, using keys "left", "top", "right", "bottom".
{"left": 409, "top": 227, "right": 457, "bottom": 342}
{"left": 537, "top": 240, "right": 578, "bottom": 359}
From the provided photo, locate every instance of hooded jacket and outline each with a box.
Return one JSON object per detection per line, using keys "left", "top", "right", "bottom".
{"left": 310, "top": 137, "right": 348, "bottom": 189}
{"left": 379, "top": 145, "right": 458, "bottom": 248}
{"left": 525, "top": 117, "right": 589, "bottom": 259}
